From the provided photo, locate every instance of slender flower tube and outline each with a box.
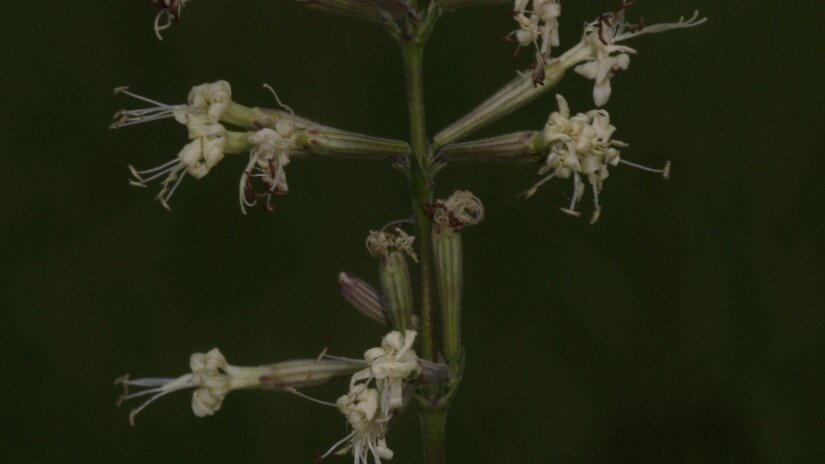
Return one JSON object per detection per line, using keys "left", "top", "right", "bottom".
{"left": 434, "top": 7, "right": 705, "bottom": 146}
{"left": 366, "top": 228, "right": 417, "bottom": 332}
{"left": 115, "top": 348, "right": 362, "bottom": 425}
{"left": 426, "top": 192, "right": 484, "bottom": 384}
{"left": 439, "top": 131, "right": 543, "bottom": 164}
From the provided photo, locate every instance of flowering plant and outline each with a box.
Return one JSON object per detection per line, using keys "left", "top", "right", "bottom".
{"left": 112, "top": 2, "right": 704, "bottom": 463}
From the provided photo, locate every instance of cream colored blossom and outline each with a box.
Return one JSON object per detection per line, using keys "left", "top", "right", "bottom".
{"left": 509, "top": 0, "right": 561, "bottom": 59}
{"left": 115, "top": 348, "right": 266, "bottom": 425}
{"left": 524, "top": 95, "right": 668, "bottom": 223}
{"left": 239, "top": 122, "right": 300, "bottom": 214}
{"left": 573, "top": 9, "right": 706, "bottom": 106}
{"left": 112, "top": 81, "right": 232, "bottom": 210}
{"left": 321, "top": 384, "right": 394, "bottom": 464}
{"left": 351, "top": 330, "right": 420, "bottom": 415}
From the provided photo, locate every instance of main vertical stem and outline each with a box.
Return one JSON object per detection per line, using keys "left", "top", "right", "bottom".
{"left": 402, "top": 39, "right": 447, "bottom": 464}
{"left": 402, "top": 43, "right": 435, "bottom": 364}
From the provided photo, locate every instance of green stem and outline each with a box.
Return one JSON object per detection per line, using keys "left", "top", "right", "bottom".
{"left": 402, "top": 35, "right": 449, "bottom": 464}
{"left": 402, "top": 42, "right": 436, "bottom": 367}
{"left": 419, "top": 407, "right": 448, "bottom": 464}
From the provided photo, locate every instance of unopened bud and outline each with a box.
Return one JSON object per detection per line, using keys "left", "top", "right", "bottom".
{"left": 338, "top": 272, "right": 388, "bottom": 326}
{"left": 429, "top": 191, "right": 484, "bottom": 382}
{"left": 366, "top": 229, "right": 416, "bottom": 331}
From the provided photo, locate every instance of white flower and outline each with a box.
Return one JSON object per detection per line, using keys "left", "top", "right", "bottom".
{"left": 351, "top": 330, "right": 420, "bottom": 416}
{"left": 319, "top": 331, "right": 419, "bottom": 463}
{"left": 524, "top": 94, "right": 669, "bottom": 223}
{"left": 115, "top": 348, "right": 266, "bottom": 425}
{"left": 508, "top": 0, "right": 561, "bottom": 58}
{"left": 320, "top": 384, "right": 394, "bottom": 464}
{"left": 112, "top": 81, "right": 232, "bottom": 210}
{"left": 239, "top": 122, "right": 299, "bottom": 214}
{"left": 573, "top": 8, "right": 706, "bottom": 106}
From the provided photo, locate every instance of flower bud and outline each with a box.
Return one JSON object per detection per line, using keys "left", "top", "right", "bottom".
{"left": 366, "top": 229, "right": 416, "bottom": 331}
{"left": 338, "top": 272, "right": 389, "bottom": 326}
{"left": 427, "top": 191, "right": 484, "bottom": 378}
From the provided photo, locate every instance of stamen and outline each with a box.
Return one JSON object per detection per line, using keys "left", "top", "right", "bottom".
{"left": 111, "top": 88, "right": 180, "bottom": 128}
{"left": 239, "top": 153, "right": 259, "bottom": 214}
{"left": 154, "top": 9, "right": 172, "bottom": 41}
{"left": 590, "top": 183, "right": 601, "bottom": 225}
{"left": 263, "top": 84, "right": 295, "bottom": 116}
{"left": 160, "top": 170, "right": 187, "bottom": 210}
{"left": 115, "top": 374, "right": 195, "bottom": 426}
{"left": 560, "top": 173, "right": 582, "bottom": 217}
{"left": 322, "top": 354, "right": 367, "bottom": 364}
{"left": 115, "top": 88, "right": 172, "bottom": 108}
{"left": 521, "top": 173, "right": 556, "bottom": 199}
{"left": 285, "top": 387, "right": 337, "bottom": 408}
{"left": 131, "top": 158, "right": 179, "bottom": 178}
{"left": 619, "top": 158, "right": 670, "bottom": 178}
{"left": 614, "top": 10, "right": 706, "bottom": 42}
{"left": 321, "top": 432, "right": 357, "bottom": 461}
{"left": 134, "top": 162, "right": 181, "bottom": 184}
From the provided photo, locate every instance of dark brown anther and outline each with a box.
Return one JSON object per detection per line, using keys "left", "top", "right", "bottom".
{"left": 628, "top": 17, "right": 646, "bottom": 33}
{"left": 148, "top": 0, "right": 186, "bottom": 21}
{"left": 531, "top": 64, "right": 546, "bottom": 87}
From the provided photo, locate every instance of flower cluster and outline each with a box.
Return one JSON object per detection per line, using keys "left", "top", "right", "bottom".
{"left": 524, "top": 94, "right": 668, "bottom": 224}
{"left": 573, "top": 7, "right": 707, "bottom": 106}
{"left": 113, "top": 81, "right": 232, "bottom": 210}
{"left": 321, "top": 330, "right": 420, "bottom": 463}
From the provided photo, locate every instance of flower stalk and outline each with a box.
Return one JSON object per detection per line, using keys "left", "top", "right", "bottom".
{"left": 439, "top": 131, "right": 543, "bottom": 164}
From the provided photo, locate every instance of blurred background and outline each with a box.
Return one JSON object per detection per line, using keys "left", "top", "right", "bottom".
{"left": 1, "top": 0, "right": 823, "bottom": 463}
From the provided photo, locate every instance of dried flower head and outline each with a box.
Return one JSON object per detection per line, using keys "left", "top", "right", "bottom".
{"left": 426, "top": 190, "right": 485, "bottom": 231}
{"left": 366, "top": 228, "right": 418, "bottom": 262}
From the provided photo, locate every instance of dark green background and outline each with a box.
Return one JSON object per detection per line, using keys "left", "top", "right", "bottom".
{"left": 2, "top": 1, "right": 823, "bottom": 462}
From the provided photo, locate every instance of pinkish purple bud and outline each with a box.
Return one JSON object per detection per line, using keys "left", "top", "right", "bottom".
{"left": 338, "top": 272, "right": 389, "bottom": 325}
